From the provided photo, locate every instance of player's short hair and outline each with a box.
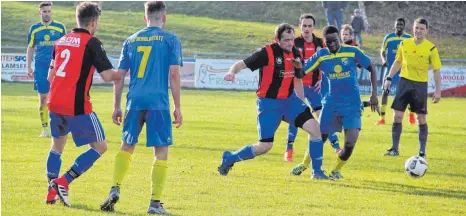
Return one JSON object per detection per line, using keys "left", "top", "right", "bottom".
{"left": 322, "top": 25, "right": 339, "bottom": 36}
{"left": 341, "top": 24, "right": 354, "bottom": 35}
{"left": 395, "top": 17, "right": 406, "bottom": 25}
{"left": 145, "top": 1, "right": 166, "bottom": 21}
{"left": 275, "top": 23, "right": 295, "bottom": 41}
{"left": 76, "top": 2, "right": 102, "bottom": 27}
{"left": 414, "top": 17, "right": 429, "bottom": 29}
{"left": 299, "top": 13, "right": 316, "bottom": 26}
{"left": 39, "top": 1, "right": 52, "bottom": 9}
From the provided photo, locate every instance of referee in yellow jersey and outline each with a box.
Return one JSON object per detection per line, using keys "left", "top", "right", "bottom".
{"left": 383, "top": 18, "right": 442, "bottom": 158}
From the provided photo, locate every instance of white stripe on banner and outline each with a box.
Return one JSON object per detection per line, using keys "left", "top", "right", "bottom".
{"left": 89, "top": 113, "right": 103, "bottom": 141}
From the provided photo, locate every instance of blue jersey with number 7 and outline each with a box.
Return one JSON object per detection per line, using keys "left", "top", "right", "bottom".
{"left": 118, "top": 26, "right": 183, "bottom": 111}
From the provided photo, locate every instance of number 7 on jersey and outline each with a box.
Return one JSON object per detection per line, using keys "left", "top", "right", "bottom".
{"left": 137, "top": 46, "right": 152, "bottom": 78}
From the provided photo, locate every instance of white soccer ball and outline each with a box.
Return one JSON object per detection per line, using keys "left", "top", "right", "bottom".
{"left": 404, "top": 156, "right": 428, "bottom": 178}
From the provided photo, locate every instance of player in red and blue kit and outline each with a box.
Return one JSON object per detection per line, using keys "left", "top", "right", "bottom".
{"left": 378, "top": 18, "right": 413, "bottom": 126}
{"left": 217, "top": 23, "right": 332, "bottom": 180}
{"left": 26, "top": 1, "right": 66, "bottom": 137}
{"left": 100, "top": 2, "right": 183, "bottom": 214}
{"left": 45, "top": 2, "right": 122, "bottom": 207}
{"left": 300, "top": 25, "right": 379, "bottom": 180}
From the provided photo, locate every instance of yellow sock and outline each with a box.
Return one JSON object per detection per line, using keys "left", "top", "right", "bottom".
{"left": 112, "top": 150, "right": 132, "bottom": 187}
{"left": 39, "top": 106, "right": 49, "bottom": 128}
{"left": 151, "top": 160, "right": 168, "bottom": 201}
{"left": 333, "top": 157, "right": 347, "bottom": 171}
{"left": 302, "top": 149, "right": 311, "bottom": 168}
{"left": 380, "top": 104, "right": 387, "bottom": 120}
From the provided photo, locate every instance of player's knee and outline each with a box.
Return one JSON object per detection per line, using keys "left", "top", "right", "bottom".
{"left": 393, "top": 112, "right": 404, "bottom": 123}
{"left": 339, "top": 146, "right": 354, "bottom": 161}
{"left": 90, "top": 141, "right": 107, "bottom": 155}
{"left": 302, "top": 120, "right": 321, "bottom": 140}
{"left": 295, "top": 108, "right": 313, "bottom": 128}
{"left": 154, "top": 146, "right": 168, "bottom": 160}
{"left": 255, "top": 141, "right": 273, "bottom": 155}
{"left": 121, "top": 141, "right": 136, "bottom": 154}
{"left": 417, "top": 114, "right": 427, "bottom": 124}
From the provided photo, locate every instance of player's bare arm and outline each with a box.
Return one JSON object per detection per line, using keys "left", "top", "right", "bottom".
{"left": 224, "top": 60, "right": 247, "bottom": 82}
{"left": 170, "top": 65, "right": 182, "bottom": 128}
{"left": 112, "top": 69, "right": 126, "bottom": 125}
{"left": 366, "top": 62, "right": 379, "bottom": 112}
{"left": 432, "top": 69, "right": 441, "bottom": 103}
{"left": 99, "top": 69, "right": 124, "bottom": 82}
{"left": 384, "top": 60, "right": 402, "bottom": 90}
{"left": 26, "top": 46, "right": 35, "bottom": 77}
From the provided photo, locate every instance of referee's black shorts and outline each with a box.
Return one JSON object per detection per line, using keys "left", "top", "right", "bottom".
{"left": 391, "top": 77, "right": 428, "bottom": 114}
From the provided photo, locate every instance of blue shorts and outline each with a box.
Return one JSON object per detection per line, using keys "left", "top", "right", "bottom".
{"left": 304, "top": 85, "right": 322, "bottom": 111}
{"left": 319, "top": 106, "right": 362, "bottom": 134}
{"left": 122, "top": 110, "right": 173, "bottom": 147}
{"left": 257, "top": 96, "right": 310, "bottom": 141}
{"left": 383, "top": 63, "right": 400, "bottom": 90}
{"left": 33, "top": 64, "right": 50, "bottom": 94}
{"left": 50, "top": 111, "right": 105, "bottom": 146}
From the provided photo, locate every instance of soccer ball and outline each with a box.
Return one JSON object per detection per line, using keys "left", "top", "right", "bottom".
{"left": 404, "top": 156, "right": 428, "bottom": 178}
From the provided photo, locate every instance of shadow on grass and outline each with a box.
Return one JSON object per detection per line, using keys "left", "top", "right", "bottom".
{"left": 71, "top": 203, "right": 142, "bottom": 216}
{"left": 333, "top": 179, "right": 466, "bottom": 200}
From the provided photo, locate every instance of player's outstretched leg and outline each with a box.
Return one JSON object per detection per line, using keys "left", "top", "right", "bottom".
{"left": 101, "top": 146, "right": 133, "bottom": 212}
{"left": 377, "top": 89, "right": 390, "bottom": 125}
{"left": 300, "top": 120, "right": 332, "bottom": 180}
{"left": 218, "top": 144, "right": 261, "bottom": 176}
{"left": 330, "top": 128, "right": 359, "bottom": 180}
{"left": 53, "top": 142, "right": 107, "bottom": 207}
{"left": 284, "top": 124, "right": 298, "bottom": 162}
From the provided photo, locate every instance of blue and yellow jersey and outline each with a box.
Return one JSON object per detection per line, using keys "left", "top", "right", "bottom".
{"left": 118, "top": 26, "right": 183, "bottom": 111}
{"left": 27, "top": 21, "right": 66, "bottom": 63}
{"left": 303, "top": 45, "right": 371, "bottom": 109}
{"left": 381, "top": 32, "right": 412, "bottom": 65}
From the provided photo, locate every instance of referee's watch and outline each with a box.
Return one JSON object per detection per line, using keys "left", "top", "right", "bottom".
{"left": 385, "top": 77, "right": 392, "bottom": 81}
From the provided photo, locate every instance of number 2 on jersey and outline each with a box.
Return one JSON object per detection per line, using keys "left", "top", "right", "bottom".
{"left": 137, "top": 46, "right": 152, "bottom": 78}
{"left": 56, "top": 49, "right": 70, "bottom": 77}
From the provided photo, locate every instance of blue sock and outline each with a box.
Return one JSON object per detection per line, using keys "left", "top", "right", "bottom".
{"left": 308, "top": 139, "right": 324, "bottom": 173}
{"left": 226, "top": 145, "right": 256, "bottom": 165}
{"left": 64, "top": 148, "right": 101, "bottom": 184}
{"left": 46, "top": 150, "right": 62, "bottom": 189}
{"left": 328, "top": 133, "right": 340, "bottom": 150}
{"left": 419, "top": 124, "right": 428, "bottom": 153}
{"left": 287, "top": 124, "right": 298, "bottom": 147}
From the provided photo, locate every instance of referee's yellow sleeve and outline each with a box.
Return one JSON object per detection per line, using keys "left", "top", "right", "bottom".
{"left": 430, "top": 47, "right": 442, "bottom": 70}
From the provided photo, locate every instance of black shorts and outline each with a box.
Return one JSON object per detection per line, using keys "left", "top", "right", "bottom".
{"left": 391, "top": 78, "right": 428, "bottom": 114}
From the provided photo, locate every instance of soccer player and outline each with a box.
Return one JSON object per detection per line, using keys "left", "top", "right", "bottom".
{"left": 299, "top": 25, "right": 379, "bottom": 179}
{"left": 341, "top": 24, "right": 358, "bottom": 46}
{"left": 383, "top": 18, "right": 441, "bottom": 157}
{"left": 26, "top": 1, "right": 66, "bottom": 137}
{"left": 45, "top": 2, "right": 122, "bottom": 207}
{"left": 284, "top": 14, "right": 341, "bottom": 163}
{"left": 378, "top": 18, "right": 414, "bottom": 126}
{"left": 100, "top": 2, "right": 183, "bottom": 214}
{"left": 218, "top": 23, "right": 331, "bottom": 180}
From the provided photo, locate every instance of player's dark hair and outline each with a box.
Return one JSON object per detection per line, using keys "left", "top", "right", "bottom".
{"left": 299, "top": 13, "right": 316, "bottom": 26}
{"left": 76, "top": 2, "right": 102, "bottom": 27}
{"left": 322, "top": 25, "right": 339, "bottom": 36}
{"left": 275, "top": 23, "right": 295, "bottom": 41}
{"left": 396, "top": 17, "right": 406, "bottom": 25}
{"left": 145, "top": 1, "right": 166, "bottom": 20}
{"left": 39, "top": 1, "right": 52, "bottom": 8}
{"left": 415, "top": 17, "right": 429, "bottom": 29}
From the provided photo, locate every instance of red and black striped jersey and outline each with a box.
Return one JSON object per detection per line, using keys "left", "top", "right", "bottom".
{"left": 243, "top": 43, "right": 303, "bottom": 100}
{"left": 294, "top": 34, "right": 324, "bottom": 86}
{"left": 48, "top": 28, "right": 113, "bottom": 116}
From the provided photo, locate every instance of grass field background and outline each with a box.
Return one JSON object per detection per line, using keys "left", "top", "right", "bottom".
{"left": 1, "top": 82, "right": 465, "bottom": 215}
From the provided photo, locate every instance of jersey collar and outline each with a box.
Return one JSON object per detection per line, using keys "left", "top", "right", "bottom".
{"left": 72, "top": 28, "right": 91, "bottom": 35}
